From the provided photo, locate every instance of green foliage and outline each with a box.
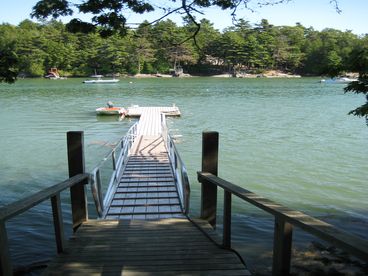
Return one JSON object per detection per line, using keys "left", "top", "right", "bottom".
{"left": 32, "top": 0, "right": 154, "bottom": 36}
{"left": 344, "top": 39, "right": 368, "bottom": 119}
{"left": 0, "top": 43, "right": 18, "bottom": 83}
{"left": 30, "top": 0, "right": 297, "bottom": 38}
{"left": 0, "top": 19, "right": 365, "bottom": 81}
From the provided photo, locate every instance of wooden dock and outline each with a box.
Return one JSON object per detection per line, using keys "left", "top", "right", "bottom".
{"left": 42, "top": 106, "right": 250, "bottom": 275}
{"left": 126, "top": 105, "right": 180, "bottom": 136}
{"left": 44, "top": 219, "right": 249, "bottom": 275}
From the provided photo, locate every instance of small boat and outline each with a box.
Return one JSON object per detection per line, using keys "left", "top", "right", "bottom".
{"left": 90, "top": 74, "right": 104, "bottom": 78}
{"left": 83, "top": 78, "right": 119, "bottom": 84}
{"left": 96, "top": 106, "right": 126, "bottom": 115}
{"left": 320, "top": 77, "right": 358, "bottom": 84}
{"left": 96, "top": 101, "right": 126, "bottom": 116}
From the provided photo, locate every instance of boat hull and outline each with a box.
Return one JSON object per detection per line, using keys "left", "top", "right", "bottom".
{"left": 320, "top": 77, "right": 357, "bottom": 84}
{"left": 96, "top": 107, "right": 126, "bottom": 115}
{"left": 83, "top": 79, "right": 120, "bottom": 84}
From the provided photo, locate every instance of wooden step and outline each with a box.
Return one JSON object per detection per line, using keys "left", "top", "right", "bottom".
{"left": 118, "top": 184, "right": 176, "bottom": 189}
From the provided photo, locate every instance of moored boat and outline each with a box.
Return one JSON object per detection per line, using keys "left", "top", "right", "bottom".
{"left": 84, "top": 78, "right": 119, "bottom": 84}
{"left": 320, "top": 77, "right": 358, "bottom": 84}
{"left": 96, "top": 101, "right": 126, "bottom": 116}
{"left": 96, "top": 106, "right": 126, "bottom": 115}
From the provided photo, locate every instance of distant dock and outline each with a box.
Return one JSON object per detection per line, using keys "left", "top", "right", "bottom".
{"left": 126, "top": 105, "right": 181, "bottom": 117}
{"left": 126, "top": 105, "right": 181, "bottom": 136}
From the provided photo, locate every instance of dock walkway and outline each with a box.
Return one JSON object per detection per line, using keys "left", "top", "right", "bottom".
{"left": 104, "top": 135, "right": 184, "bottom": 220}
{"left": 42, "top": 106, "right": 250, "bottom": 275}
{"left": 104, "top": 106, "right": 183, "bottom": 219}
{"left": 44, "top": 218, "right": 249, "bottom": 275}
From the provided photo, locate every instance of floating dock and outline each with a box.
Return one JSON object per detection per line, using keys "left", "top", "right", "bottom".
{"left": 126, "top": 105, "right": 181, "bottom": 117}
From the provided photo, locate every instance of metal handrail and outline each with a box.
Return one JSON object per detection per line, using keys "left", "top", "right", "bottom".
{"left": 89, "top": 122, "right": 138, "bottom": 217}
{"left": 161, "top": 114, "right": 190, "bottom": 214}
{"left": 90, "top": 114, "right": 190, "bottom": 217}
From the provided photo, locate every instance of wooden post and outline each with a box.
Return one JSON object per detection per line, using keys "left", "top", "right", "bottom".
{"left": 223, "top": 190, "right": 232, "bottom": 249}
{"left": 200, "top": 131, "right": 218, "bottom": 228}
{"left": 0, "top": 221, "right": 12, "bottom": 276}
{"left": 272, "top": 217, "right": 293, "bottom": 276}
{"left": 112, "top": 150, "right": 116, "bottom": 171}
{"left": 51, "top": 193, "right": 65, "bottom": 253}
{"left": 67, "top": 131, "right": 87, "bottom": 232}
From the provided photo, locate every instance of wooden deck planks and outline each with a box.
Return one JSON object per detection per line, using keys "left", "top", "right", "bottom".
{"left": 105, "top": 133, "right": 183, "bottom": 219}
{"left": 127, "top": 106, "right": 181, "bottom": 118}
{"left": 43, "top": 218, "right": 250, "bottom": 276}
{"left": 126, "top": 106, "right": 179, "bottom": 136}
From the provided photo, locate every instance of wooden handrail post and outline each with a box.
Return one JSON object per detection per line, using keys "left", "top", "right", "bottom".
{"left": 200, "top": 131, "right": 218, "bottom": 228}
{"left": 112, "top": 150, "right": 116, "bottom": 170}
{"left": 223, "top": 190, "right": 232, "bottom": 249}
{"left": 272, "top": 217, "right": 293, "bottom": 276}
{"left": 67, "top": 131, "right": 88, "bottom": 232}
{"left": 0, "top": 221, "right": 12, "bottom": 276}
{"left": 51, "top": 193, "right": 65, "bottom": 253}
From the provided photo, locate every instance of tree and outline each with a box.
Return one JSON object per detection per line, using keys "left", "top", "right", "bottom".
{"left": 0, "top": 24, "right": 19, "bottom": 82}
{"left": 0, "top": 0, "right": 344, "bottom": 83}
{"left": 344, "top": 38, "right": 368, "bottom": 120}
{"left": 273, "top": 25, "right": 305, "bottom": 72}
{"left": 0, "top": 43, "right": 18, "bottom": 83}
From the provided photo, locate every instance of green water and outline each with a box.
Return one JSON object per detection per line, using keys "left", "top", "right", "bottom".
{"left": 0, "top": 77, "right": 367, "bottom": 272}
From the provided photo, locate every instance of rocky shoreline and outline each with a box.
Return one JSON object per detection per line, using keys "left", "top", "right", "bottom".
{"left": 249, "top": 241, "right": 368, "bottom": 275}
{"left": 131, "top": 70, "right": 302, "bottom": 79}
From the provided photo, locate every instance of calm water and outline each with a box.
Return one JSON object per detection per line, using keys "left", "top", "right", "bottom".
{"left": 0, "top": 77, "right": 367, "bottom": 273}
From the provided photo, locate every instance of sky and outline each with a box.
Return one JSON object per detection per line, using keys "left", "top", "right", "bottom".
{"left": 0, "top": 0, "right": 367, "bottom": 35}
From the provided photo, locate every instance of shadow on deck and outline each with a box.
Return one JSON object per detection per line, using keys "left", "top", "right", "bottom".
{"left": 43, "top": 218, "right": 250, "bottom": 275}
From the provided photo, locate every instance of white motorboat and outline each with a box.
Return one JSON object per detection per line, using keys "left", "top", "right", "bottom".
{"left": 83, "top": 78, "right": 119, "bottom": 84}
{"left": 320, "top": 77, "right": 358, "bottom": 84}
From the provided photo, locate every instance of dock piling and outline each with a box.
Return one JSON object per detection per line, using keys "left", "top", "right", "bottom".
{"left": 0, "top": 221, "right": 12, "bottom": 276}
{"left": 67, "top": 131, "right": 88, "bottom": 232}
{"left": 51, "top": 193, "right": 65, "bottom": 253}
{"left": 200, "top": 131, "right": 219, "bottom": 228}
{"left": 272, "top": 218, "right": 293, "bottom": 276}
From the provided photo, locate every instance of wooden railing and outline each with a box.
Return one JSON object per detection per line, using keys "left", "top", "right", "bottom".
{"left": 0, "top": 131, "right": 90, "bottom": 276}
{"left": 197, "top": 131, "right": 368, "bottom": 276}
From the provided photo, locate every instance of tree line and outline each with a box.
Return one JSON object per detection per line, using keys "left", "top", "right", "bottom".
{"left": 0, "top": 18, "right": 366, "bottom": 78}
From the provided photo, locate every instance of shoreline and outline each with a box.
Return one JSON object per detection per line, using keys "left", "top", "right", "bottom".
{"left": 16, "top": 70, "right": 358, "bottom": 79}
{"left": 16, "top": 70, "right": 312, "bottom": 79}
{"left": 131, "top": 70, "right": 303, "bottom": 78}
